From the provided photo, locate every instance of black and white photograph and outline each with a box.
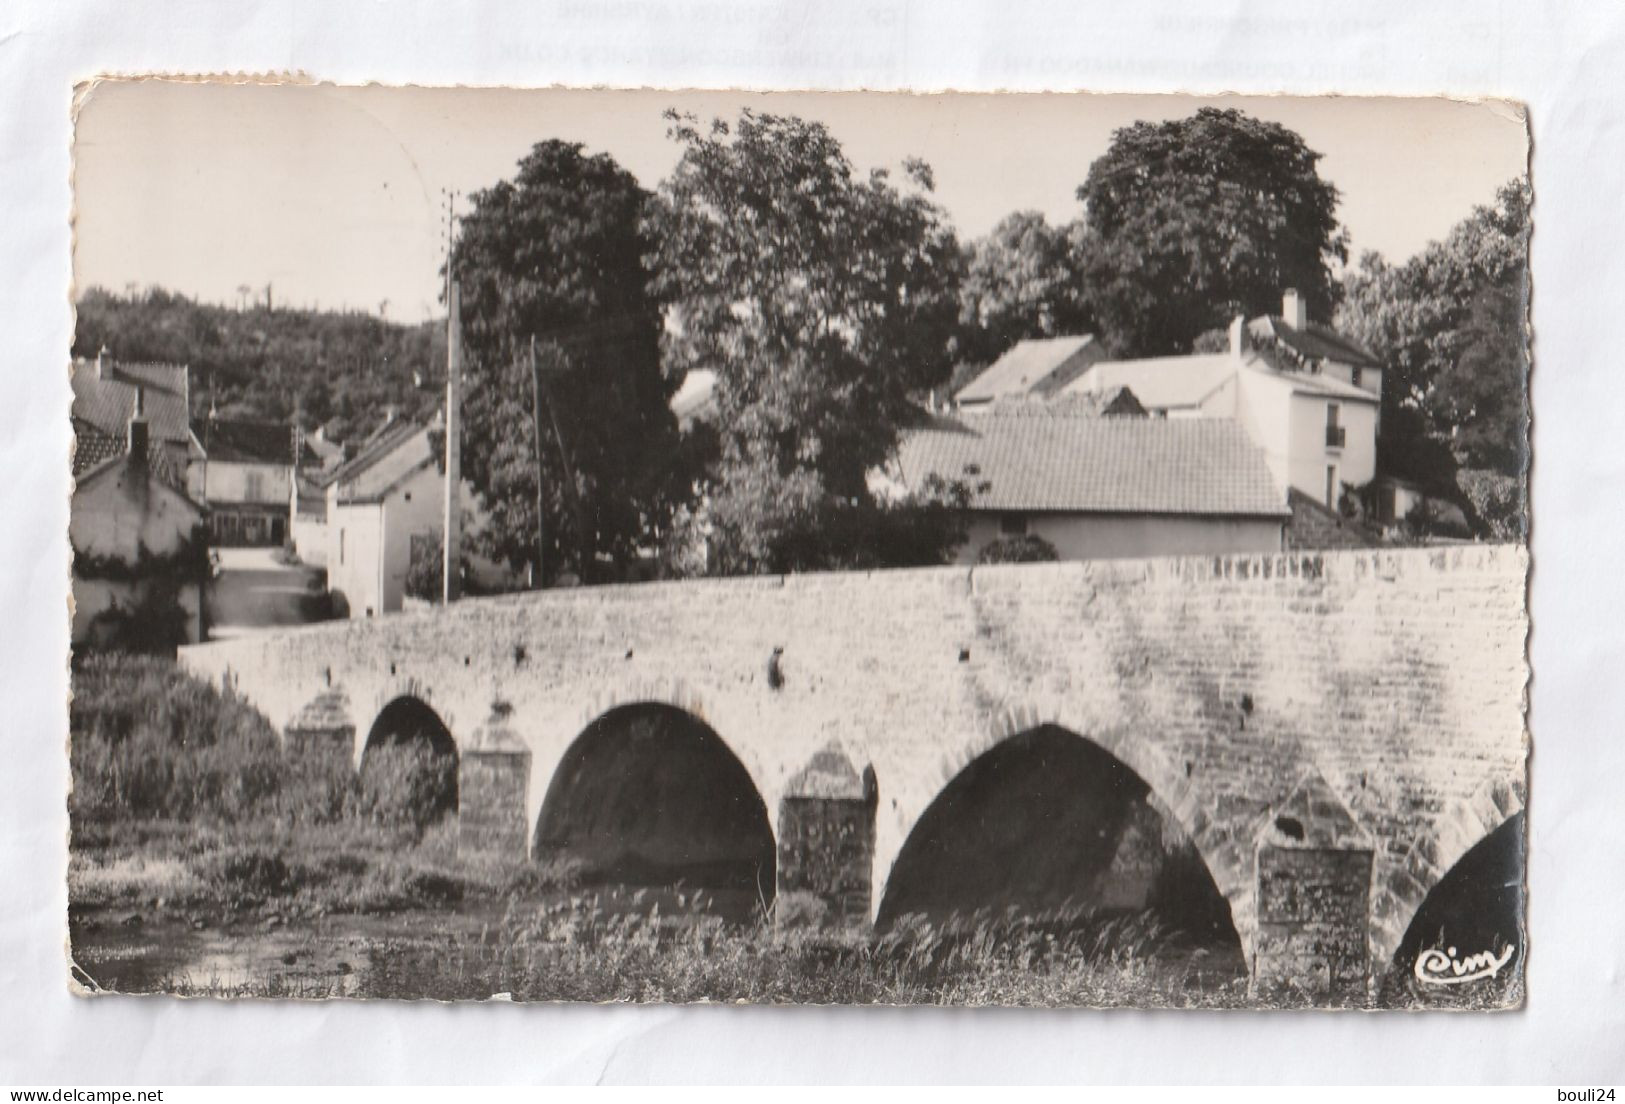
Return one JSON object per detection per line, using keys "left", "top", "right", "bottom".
{"left": 64, "top": 83, "right": 1530, "bottom": 1010}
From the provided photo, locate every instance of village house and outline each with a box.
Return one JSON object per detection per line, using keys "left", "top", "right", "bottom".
{"left": 70, "top": 395, "right": 208, "bottom": 650}
{"left": 199, "top": 416, "right": 332, "bottom": 546}
{"left": 322, "top": 415, "right": 444, "bottom": 619}
{"left": 1057, "top": 292, "right": 1383, "bottom": 514}
{"left": 887, "top": 398, "right": 1289, "bottom": 564}
{"left": 286, "top": 425, "right": 344, "bottom": 566}
{"left": 71, "top": 351, "right": 205, "bottom": 501}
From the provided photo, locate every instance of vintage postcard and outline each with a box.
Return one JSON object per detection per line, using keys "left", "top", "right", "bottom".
{"left": 66, "top": 83, "right": 1530, "bottom": 1008}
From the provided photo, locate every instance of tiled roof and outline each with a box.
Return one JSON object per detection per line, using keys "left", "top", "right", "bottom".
{"left": 327, "top": 419, "right": 437, "bottom": 503}
{"left": 70, "top": 359, "right": 193, "bottom": 446}
{"left": 1249, "top": 316, "right": 1382, "bottom": 368}
{"left": 72, "top": 416, "right": 191, "bottom": 495}
{"left": 896, "top": 409, "right": 1288, "bottom": 517}
{"left": 963, "top": 387, "right": 1146, "bottom": 420}
{"left": 956, "top": 336, "right": 1102, "bottom": 404}
{"left": 1062, "top": 353, "right": 1236, "bottom": 410}
{"left": 203, "top": 417, "right": 319, "bottom": 466}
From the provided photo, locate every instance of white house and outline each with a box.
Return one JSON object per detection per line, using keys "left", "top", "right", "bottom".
{"left": 1058, "top": 292, "right": 1382, "bottom": 512}
{"left": 323, "top": 418, "right": 444, "bottom": 618}
{"left": 200, "top": 417, "right": 318, "bottom": 546}
{"left": 71, "top": 401, "right": 208, "bottom": 649}
{"left": 888, "top": 400, "right": 1289, "bottom": 564}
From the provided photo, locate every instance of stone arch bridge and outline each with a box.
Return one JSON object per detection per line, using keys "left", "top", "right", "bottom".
{"left": 179, "top": 544, "right": 1527, "bottom": 1002}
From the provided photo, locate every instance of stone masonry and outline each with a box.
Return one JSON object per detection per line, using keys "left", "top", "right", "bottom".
{"left": 180, "top": 544, "right": 1528, "bottom": 998}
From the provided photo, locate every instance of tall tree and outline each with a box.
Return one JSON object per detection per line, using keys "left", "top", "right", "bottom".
{"left": 452, "top": 140, "right": 685, "bottom": 584}
{"left": 1338, "top": 178, "right": 1530, "bottom": 488}
{"left": 957, "top": 211, "right": 1094, "bottom": 365}
{"left": 1079, "top": 107, "right": 1347, "bottom": 356}
{"left": 645, "top": 110, "right": 965, "bottom": 573}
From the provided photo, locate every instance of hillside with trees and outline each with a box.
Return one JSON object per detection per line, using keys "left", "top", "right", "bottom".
{"left": 72, "top": 286, "right": 442, "bottom": 442}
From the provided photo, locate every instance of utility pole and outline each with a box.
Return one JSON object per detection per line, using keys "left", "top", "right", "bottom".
{"left": 528, "top": 336, "right": 587, "bottom": 587}
{"left": 442, "top": 191, "right": 463, "bottom": 605}
{"left": 529, "top": 337, "right": 546, "bottom": 587}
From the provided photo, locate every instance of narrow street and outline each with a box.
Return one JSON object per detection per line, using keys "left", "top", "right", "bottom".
{"left": 207, "top": 546, "right": 330, "bottom": 639}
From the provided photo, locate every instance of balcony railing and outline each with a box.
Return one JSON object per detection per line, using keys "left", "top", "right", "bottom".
{"left": 1326, "top": 425, "right": 1347, "bottom": 449}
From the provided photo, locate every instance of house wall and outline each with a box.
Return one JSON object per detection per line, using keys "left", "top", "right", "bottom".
{"left": 1320, "top": 358, "right": 1384, "bottom": 403}
{"left": 325, "top": 463, "right": 445, "bottom": 618}
{"left": 326, "top": 499, "right": 384, "bottom": 618}
{"left": 70, "top": 459, "right": 208, "bottom": 647}
{"left": 291, "top": 513, "right": 328, "bottom": 566}
{"left": 71, "top": 462, "right": 202, "bottom": 563}
{"left": 205, "top": 459, "right": 291, "bottom": 507}
{"left": 1234, "top": 371, "right": 1298, "bottom": 496}
{"left": 956, "top": 512, "right": 1283, "bottom": 564}
{"left": 1287, "top": 393, "right": 1378, "bottom": 509}
{"left": 378, "top": 463, "right": 446, "bottom": 615}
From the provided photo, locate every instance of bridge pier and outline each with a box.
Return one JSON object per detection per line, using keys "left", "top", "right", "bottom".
{"left": 283, "top": 686, "right": 356, "bottom": 763}
{"left": 1250, "top": 770, "right": 1376, "bottom": 1006}
{"left": 775, "top": 743, "right": 878, "bottom": 927}
{"left": 457, "top": 704, "right": 533, "bottom": 857}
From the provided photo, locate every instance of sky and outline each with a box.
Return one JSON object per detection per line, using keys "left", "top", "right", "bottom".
{"left": 73, "top": 82, "right": 1528, "bottom": 324}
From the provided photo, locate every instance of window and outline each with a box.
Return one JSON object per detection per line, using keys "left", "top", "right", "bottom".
{"left": 1325, "top": 403, "right": 1346, "bottom": 448}
{"left": 1326, "top": 465, "right": 1338, "bottom": 510}
{"left": 243, "top": 469, "right": 264, "bottom": 501}
{"left": 339, "top": 528, "right": 346, "bottom": 565}
{"left": 999, "top": 513, "right": 1028, "bottom": 537}
{"left": 1351, "top": 366, "right": 1362, "bottom": 389}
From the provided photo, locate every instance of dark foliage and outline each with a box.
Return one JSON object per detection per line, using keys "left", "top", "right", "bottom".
{"left": 976, "top": 534, "right": 1060, "bottom": 564}
{"left": 451, "top": 140, "right": 688, "bottom": 584}
{"left": 73, "top": 286, "right": 441, "bottom": 442}
{"left": 1079, "top": 108, "right": 1347, "bottom": 356}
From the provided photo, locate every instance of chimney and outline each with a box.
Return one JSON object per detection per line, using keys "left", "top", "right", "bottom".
{"left": 1282, "top": 288, "right": 1307, "bottom": 330}
{"left": 127, "top": 386, "right": 149, "bottom": 467}
{"left": 1228, "top": 314, "right": 1247, "bottom": 360}
{"left": 96, "top": 346, "right": 108, "bottom": 379}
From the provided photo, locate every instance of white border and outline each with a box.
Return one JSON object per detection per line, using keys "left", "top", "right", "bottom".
{"left": 4, "top": 0, "right": 1625, "bottom": 1085}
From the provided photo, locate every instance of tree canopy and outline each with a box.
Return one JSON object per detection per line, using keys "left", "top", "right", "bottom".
{"left": 1338, "top": 178, "right": 1530, "bottom": 488}
{"left": 72, "top": 286, "right": 440, "bottom": 441}
{"left": 956, "top": 211, "right": 1094, "bottom": 366}
{"left": 1079, "top": 107, "right": 1348, "bottom": 356}
{"left": 451, "top": 140, "right": 686, "bottom": 584}
{"left": 645, "top": 110, "right": 967, "bottom": 572}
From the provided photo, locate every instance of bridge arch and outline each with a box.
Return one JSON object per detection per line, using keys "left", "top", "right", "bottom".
{"left": 1371, "top": 778, "right": 1525, "bottom": 968}
{"left": 533, "top": 701, "right": 777, "bottom": 917}
{"left": 359, "top": 694, "right": 460, "bottom": 827}
{"left": 878, "top": 711, "right": 1248, "bottom": 962}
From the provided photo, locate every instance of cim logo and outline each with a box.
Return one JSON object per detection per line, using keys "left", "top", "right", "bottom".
{"left": 1413, "top": 944, "right": 1517, "bottom": 986}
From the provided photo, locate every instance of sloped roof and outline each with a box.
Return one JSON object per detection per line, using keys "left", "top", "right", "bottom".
{"left": 204, "top": 418, "right": 302, "bottom": 465}
{"left": 71, "top": 415, "right": 190, "bottom": 495}
{"left": 327, "top": 419, "right": 438, "bottom": 504}
{"left": 896, "top": 409, "right": 1288, "bottom": 517}
{"left": 1062, "top": 353, "right": 1236, "bottom": 410}
{"left": 71, "top": 359, "right": 193, "bottom": 446}
{"left": 1240, "top": 359, "right": 1379, "bottom": 404}
{"left": 956, "top": 336, "right": 1102, "bottom": 404}
{"left": 1249, "top": 315, "right": 1382, "bottom": 369}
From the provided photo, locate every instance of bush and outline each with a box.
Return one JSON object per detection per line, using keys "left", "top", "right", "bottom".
{"left": 70, "top": 654, "right": 286, "bottom": 830}
{"left": 357, "top": 742, "right": 458, "bottom": 836}
{"left": 977, "top": 535, "right": 1059, "bottom": 564}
